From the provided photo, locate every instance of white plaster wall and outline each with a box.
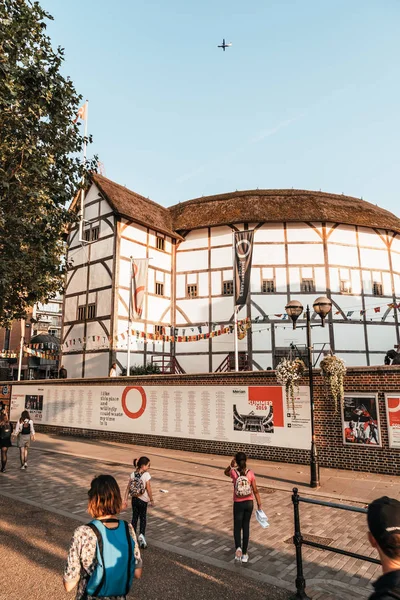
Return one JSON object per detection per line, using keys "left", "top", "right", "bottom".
{"left": 176, "top": 299, "right": 209, "bottom": 323}
{"left": 369, "top": 353, "right": 387, "bottom": 366}
{"left": 63, "top": 322, "right": 85, "bottom": 350}
{"left": 62, "top": 354, "right": 83, "bottom": 378}
{"left": 199, "top": 272, "right": 209, "bottom": 296}
{"left": 252, "top": 329, "right": 272, "bottom": 351}
{"left": 251, "top": 353, "right": 273, "bottom": 370}
{"left": 211, "top": 272, "right": 221, "bottom": 295}
{"left": 176, "top": 338, "right": 209, "bottom": 355}
{"left": 85, "top": 202, "right": 100, "bottom": 221}
{"left": 179, "top": 229, "right": 208, "bottom": 250}
{"left": 255, "top": 224, "right": 284, "bottom": 242}
{"left": 176, "top": 274, "right": 186, "bottom": 298}
{"left": 91, "top": 238, "right": 114, "bottom": 262}
{"left": 391, "top": 252, "right": 400, "bottom": 273}
{"left": 327, "top": 244, "right": 359, "bottom": 267}
{"left": 286, "top": 224, "right": 321, "bottom": 242}
{"left": 89, "top": 261, "right": 112, "bottom": 289}
{"left": 327, "top": 225, "right": 357, "bottom": 245}
{"left": 85, "top": 320, "right": 111, "bottom": 350}
{"left": 210, "top": 226, "right": 232, "bottom": 246}
{"left": 394, "top": 274, "right": 400, "bottom": 296}
{"left": 358, "top": 227, "right": 387, "bottom": 249}
{"left": 211, "top": 297, "right": 235, "bottom": 323}
{"left": 97, "top": 290, "right": 112, "bottom": 316}
{"left": 176, "top": 249, "right": 208, "bottom": 272}
{"left": 175, "top": 354, "right": 209, "bottom": 374}
{"left": 148, "top": 247, "right": 172, "bottom": 271}
{"left": 210, "top": 247, "right": 232, "bottom": 269}
{"left": 382, "top": 272, "right": 392, "bottom": 296}
{"left": 100, "top": 197, "right": 113, "bottom": 216}
{"left": 253, "top": 244, "right": 286, "bottom": 265}
{"left": 314, "top": 267, "right": 326, "bottom": 290}
{"left": 64, "top": 296, "right": 78, "bottom": 322}
{"left": 251, "top": 294, "right": 287, "bottom": 316}
{"left": 66, "top": 267, "right": 87, "bottom": 294}
{"left": 360, "top": 248, "right": 390, "bottom": 270}
{"left": 275, "top": 268, "right": 287, "bottom": 292}
{"left": 251, "top": 268, "right": 261, "bottom": 292}
{"left": 334, "top": 324, "right": 366, "bottom": 351}
{"left": 85, "top": 353, "right": 110, "bottom": 378}
{"left": 120, "top": 239, "right": 147, "bottom": 260}
{"left": 336, "top": 352, "right": 368, "bottom": 366}
{"left": 147, "top": 296, "right": 171, "bottom": 322}
{"left": 367, "top": 325, "right": 396, "bottom": 351}
{"left": 121, "top": 221, "right": 147, "bottom": 244}
{"left": 288, "top": 267, "right": 300, "bottom": 291}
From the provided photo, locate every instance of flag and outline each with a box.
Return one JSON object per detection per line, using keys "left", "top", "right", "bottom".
{"left": 346, "top": 311, "right": 354, "bottom": 317}
{"left": 360, "top": 310, "right": 366, "bottom": 315}
{"left": 234, "top": 230, "right": 254, "bottom": 306}
{"left": 131, "top": 258, "right": 149, "bottom": 319}
{"left": 73, "top": 102, "right": 87, "bottom": 124}
{"left": 374, "top": 307, "right": 381, "bottom": 313}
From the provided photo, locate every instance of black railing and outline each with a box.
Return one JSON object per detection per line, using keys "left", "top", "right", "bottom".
{"left": 292, "top": 487, "right": 380, "bottom": 600}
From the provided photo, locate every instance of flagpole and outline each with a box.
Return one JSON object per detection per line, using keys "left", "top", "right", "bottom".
{"left": 79, "top": 100, "right": 88, "bottom": 243}
{"left": 127, "top": 256, "right": 133, "bottom": 376}
{"left": 232, "top": 232, "right": 239, "bottom": 372}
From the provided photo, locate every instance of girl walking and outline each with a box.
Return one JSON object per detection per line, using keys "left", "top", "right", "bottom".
{"left": 0, "top": 412, "right": 13, "bottom": 472}
{"left": 14, "top": 410, "right": 35, "bottom": 469}
{"left": 224, "top": 451, "right": 262, "bottom": 563}
{"left": 124, "top": 456, "right": 154, "bottom": 549}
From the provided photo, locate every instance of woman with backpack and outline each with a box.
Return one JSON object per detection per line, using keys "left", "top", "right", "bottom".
{"left": 123, "top": 456, "right": 154, "bottom": 549}
{"left": 13, "top": 410, "right": 35, "bottom": 470}
{"left": 0, "top": 412, "right": 13, "bottom": 472}
{"left": 63, "top": 474, "right": 142, "bottom": 599}
{"left": 224, "top": 451, "right": 262, "bottom": 563}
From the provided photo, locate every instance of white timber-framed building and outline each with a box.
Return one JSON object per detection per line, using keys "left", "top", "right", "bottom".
{"left": 61, "top": 174, "right": 400, "bottom": 378}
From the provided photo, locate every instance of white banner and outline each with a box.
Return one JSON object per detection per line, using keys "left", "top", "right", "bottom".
{"left": 131, "top": 258, "right": 149, "bottom": 319}
{"left": 10, "top": 384, "right": 311, "bottom": 449}
{"left": 385, "top": 393, "right": 400, "bottom": 448}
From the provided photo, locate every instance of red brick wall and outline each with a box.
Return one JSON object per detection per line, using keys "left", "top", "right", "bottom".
{"left": 6, "top": 366, "right": 400, "bottom": 475}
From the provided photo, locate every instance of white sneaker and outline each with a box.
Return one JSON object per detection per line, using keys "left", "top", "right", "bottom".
{"left": 242, "top": 554, "right": 249, "bottom": 563}
{"left": 138, "top": 534, "right": 147, "bottom": 549}
{"left": 234, "top": 547, "right": 242, "bottom": 562}
{"left": 24, "top": 463, "right": 27, "bottom": 469}
{"left": 20, "top": 465, "right": 26, "bottom": 470}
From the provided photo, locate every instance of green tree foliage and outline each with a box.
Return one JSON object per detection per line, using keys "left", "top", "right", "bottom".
{"left": 121, "top": 364, "right": 162, "bottom": 376}
{"left": 0, "top": 0, "right": 94, "bottom": 327}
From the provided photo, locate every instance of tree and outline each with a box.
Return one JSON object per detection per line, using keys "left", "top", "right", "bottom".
{"left": 0, "top": 0, "right": 94, "bottom": 327}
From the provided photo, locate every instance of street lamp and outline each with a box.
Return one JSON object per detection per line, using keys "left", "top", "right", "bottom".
{"left": 285, "top": 296, "right": 332, "bottom": 488}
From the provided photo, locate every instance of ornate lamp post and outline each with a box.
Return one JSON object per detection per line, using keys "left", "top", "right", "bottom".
{"left": 285, "top": 296, "right": 332, "bottom": 488}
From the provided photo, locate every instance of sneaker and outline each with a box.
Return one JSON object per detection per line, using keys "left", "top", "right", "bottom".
{"left": 0, "top": 467, "right": 5, "bottom": 473}
{"left": 138, "top": 534, "right": 147, "bottom": 549}
{"left": 24, "top": 463, "right": 28, "bottom": 469}
{"left": 235, "top": 547, "right": 242, "bottom": 562}
{"left": 20, "top": 465, "right": 26, "bottom": 470}
{"left": 242, "top": 554, "right": 249, "bottom": 563}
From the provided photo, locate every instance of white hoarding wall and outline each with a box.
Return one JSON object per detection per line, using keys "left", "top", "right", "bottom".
{"left": 11, "top": 384, "right": 311, "bottom": 450}
{"left": 385, "top": 393, "right": 400, "bottom": 449}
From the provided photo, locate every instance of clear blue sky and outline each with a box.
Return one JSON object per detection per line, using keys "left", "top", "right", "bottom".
{"left": 42, "top": 0, "right": 400, "bottom": 214}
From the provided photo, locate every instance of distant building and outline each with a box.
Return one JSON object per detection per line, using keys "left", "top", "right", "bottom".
{"left": 61, "top": 175, "right": 400, "bottom": 378}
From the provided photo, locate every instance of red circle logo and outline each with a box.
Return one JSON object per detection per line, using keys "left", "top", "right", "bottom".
{"left": 121, "top": 386, "right": 147, "bottom": 419}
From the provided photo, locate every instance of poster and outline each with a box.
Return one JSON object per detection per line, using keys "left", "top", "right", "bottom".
{"left": 342, "top": 394, "right": 381, "bottom": 447}
{"left": 0, "top": 384, "right": 11, "bottom": 418}
{"left": 385, "top": 394, "right": 400, "bottom": 448}
{"left": 10, "top": 384, "right": 311, "bottom": 450}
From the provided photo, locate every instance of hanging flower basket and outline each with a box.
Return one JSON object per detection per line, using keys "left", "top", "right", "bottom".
{"left": 320, "top": 355, "right": 346, "bottom": 412}
{"left": 275, "top": 358, "right": 306, "bottom": 418}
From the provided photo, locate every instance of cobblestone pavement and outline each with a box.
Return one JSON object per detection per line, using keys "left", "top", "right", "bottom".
{"left": 0, "top": 439, "right": 383, "bottom": 600}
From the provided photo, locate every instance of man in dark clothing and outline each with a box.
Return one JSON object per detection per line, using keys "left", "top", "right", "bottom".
{"left": 59, "top": 365, "right": 67, "bottom": 379}
{"left": 368, "top": 496, "right": 400, "bottom": 599}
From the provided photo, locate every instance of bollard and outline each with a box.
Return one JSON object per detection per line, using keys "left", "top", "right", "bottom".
{"left": 292, "top": 488, "right": 311, "bottom": 600}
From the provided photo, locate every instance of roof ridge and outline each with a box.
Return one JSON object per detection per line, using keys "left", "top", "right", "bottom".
{"left": 92, "top": 174, "right": 170, "bottom": 214}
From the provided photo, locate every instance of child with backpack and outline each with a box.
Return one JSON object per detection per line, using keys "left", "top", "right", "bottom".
{"left": 123, "top": 456, "right": 154, "bottom": 549}
{"left": 63, "top": 474, "right": 142, "bottom": 599}
{"left": 224, "top": 451, "right": 262, "bottom": 563}
{"left": 0, "top": 412, "right": 13, "bottom": 472}
{"left": 13, "top": 410, "right": 35, "bottom": 470}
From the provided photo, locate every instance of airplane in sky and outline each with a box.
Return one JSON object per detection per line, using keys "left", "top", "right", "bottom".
{"left": 218, "top": 39, "right": 232, "bottom": 51}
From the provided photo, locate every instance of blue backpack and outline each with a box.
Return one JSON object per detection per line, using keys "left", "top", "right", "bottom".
{"left": 85, "top": 519, "right": 135, "bottom": 598}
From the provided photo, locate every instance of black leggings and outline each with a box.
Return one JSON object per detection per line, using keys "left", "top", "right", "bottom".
{"left": 233, "top": 500, "right": 253, "bottom": 554}
{"left": 1, "top": 447, "right": 8, "bottom": 470}
{"left": 131, "top": 497, "right": 148, "bottom": 536}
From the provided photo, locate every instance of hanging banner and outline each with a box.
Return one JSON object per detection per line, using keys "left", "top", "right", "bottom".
{"left": 385, "top": 394, "right": 400, "bottom": 448}
{"left": 234, "top": 230, "right": 254, "bottom": 306}
{"left": 342, "top": 394, "right": 381, "bottom": 446}
{"left": 10, "top": 384, "right": 311, "bottom": 450}
{"left": 131, "top": 258, "right": 149, "bottom": 319}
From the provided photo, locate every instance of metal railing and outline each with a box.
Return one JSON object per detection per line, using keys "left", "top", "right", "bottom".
{"left": 291, "top": 487, "right": 380, "bottom": 599}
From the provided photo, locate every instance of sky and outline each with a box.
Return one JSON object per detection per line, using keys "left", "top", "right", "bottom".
{"left": 42, "top": 0, "right": 400, "bottom": 214}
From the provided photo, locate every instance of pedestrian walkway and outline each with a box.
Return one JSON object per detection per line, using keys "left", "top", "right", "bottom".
{"left": 0, "top": 433, "right": 395, "bottom": 600}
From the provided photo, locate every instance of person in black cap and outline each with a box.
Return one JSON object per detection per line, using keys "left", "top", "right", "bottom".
{"left": 367, "top": 496, "right": 400, "bottom": 599}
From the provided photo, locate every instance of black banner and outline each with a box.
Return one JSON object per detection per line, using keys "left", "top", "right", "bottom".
{"left": 234, "top": 230, "right": 254, "bottom": 306}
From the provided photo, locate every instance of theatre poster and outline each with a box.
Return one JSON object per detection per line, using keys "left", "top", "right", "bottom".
{"left": 385, "top": 393, "right": 400, "bottom": 449}
{"left": 10, "top": 384, "right": 311, "bottom": 450}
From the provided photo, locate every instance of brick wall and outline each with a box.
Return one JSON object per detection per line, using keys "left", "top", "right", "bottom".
{"left": 6, "top": 366, "right": 400, "bottom": 475}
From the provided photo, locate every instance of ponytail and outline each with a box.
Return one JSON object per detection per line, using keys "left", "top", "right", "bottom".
{"left": 235, "top": 451, "right": 247, "bottom": 475}
{"left": 133, "top": 456, "right": 150, "bottom": 470}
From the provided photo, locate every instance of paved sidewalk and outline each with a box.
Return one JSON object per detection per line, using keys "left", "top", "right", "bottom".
{"left": 0, "top": 433, "right": 395, "bottom": 599}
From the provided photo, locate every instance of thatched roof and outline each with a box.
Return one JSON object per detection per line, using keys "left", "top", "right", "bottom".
{"left": 92, "top": 174, "right": 179, "bottom": 238}
{"left": 91, "top": 176, "right": 400, "bottom": 235}
{"left": 170, "top": 189, "right": 400, "bottom": 233}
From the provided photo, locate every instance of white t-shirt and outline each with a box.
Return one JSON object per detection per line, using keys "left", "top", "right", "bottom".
{"left": 130, "top": 470, "right": 151, "bottom": 503}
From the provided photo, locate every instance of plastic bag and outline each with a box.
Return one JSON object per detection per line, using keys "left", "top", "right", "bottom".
{"left": 256, "top": 509, "right": 269, "bottom": 529}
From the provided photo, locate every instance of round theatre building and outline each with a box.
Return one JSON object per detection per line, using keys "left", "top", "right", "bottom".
{"left": 62, "top": 177, "right": 400, "bottom": 378}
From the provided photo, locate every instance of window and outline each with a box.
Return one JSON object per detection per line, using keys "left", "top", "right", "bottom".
{"left": 83, "top": 226, "right": 99, "bottom": 242}
{"left": 156, "top": 236, "right": 165, "bottom": 251}
{"left": 83, "top": 229, "right": 91, "bottom": 242}
{"left": 340, "top": 280, "right": 352, "bottom": 294}
{"left": 262, "top": 279, "right": 275, "bottom": 293}
{"left": 48, "top": 329, "right": 59, "bottom": 338}
{"left": 154, "top": 325, "right": 164, "bottom": 335}
{"left": 301, "top": 278, "right": 315, "bottom": 293}
{"left": 223, "top": 280, "right": 234, "bottom": 296}
{"left": 187, "top": 284, "right": 198, "bottom": 298}
{"left": 155, "top": 282, "right": 164, "bottom": 296}
{"left": 87, "top": 304, "right": 96, "bottom": 319}
{"left": 373, "top": 282, "right": 383, "bottom": 296}
{"left": 77, "top": 306, "right": 86, "bottom": 321}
